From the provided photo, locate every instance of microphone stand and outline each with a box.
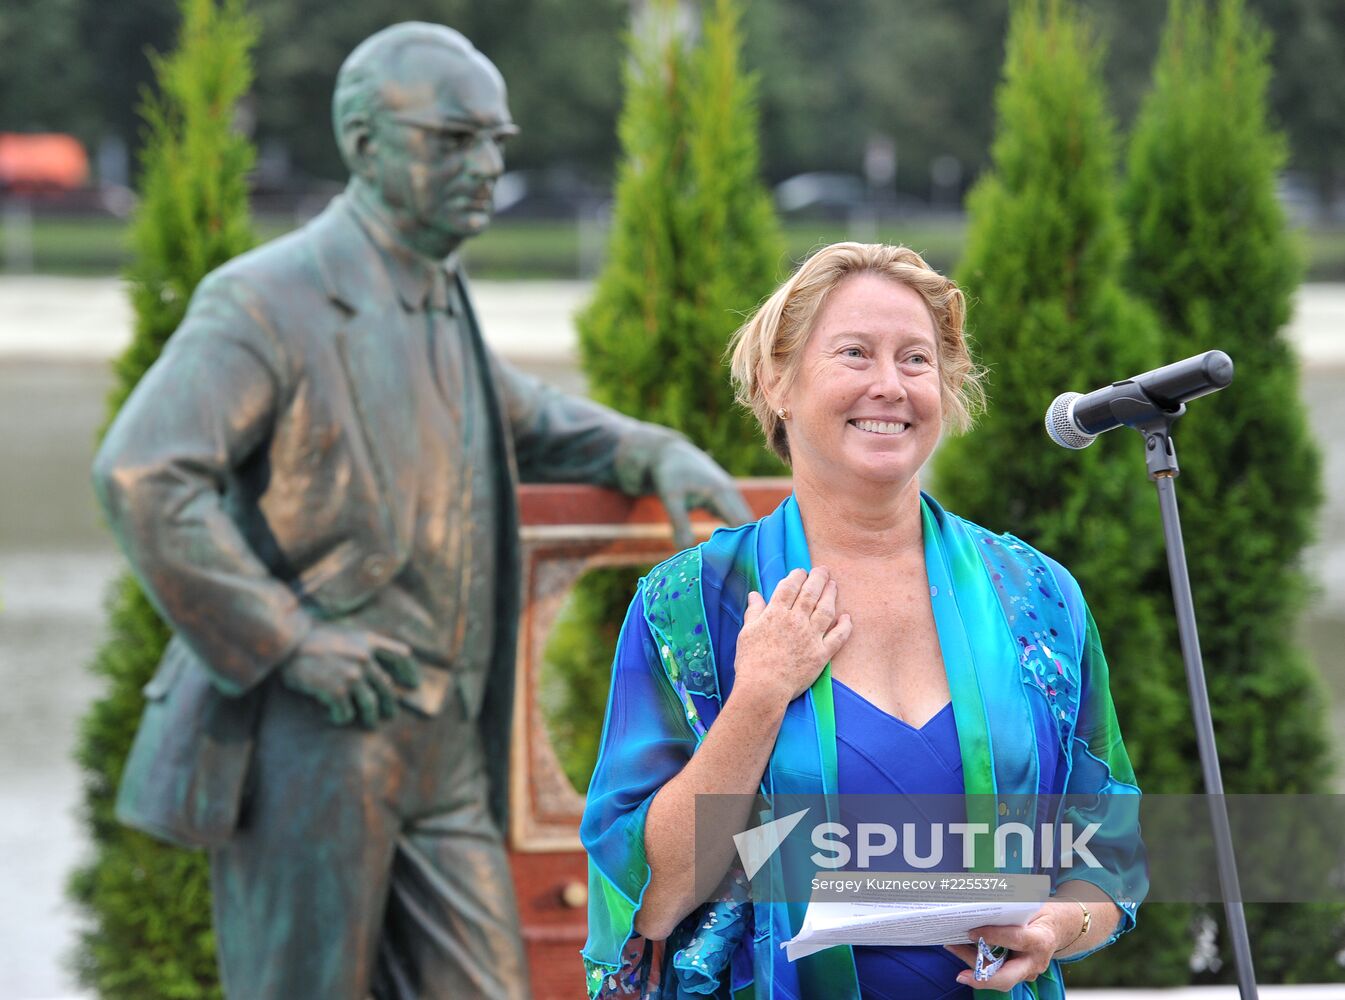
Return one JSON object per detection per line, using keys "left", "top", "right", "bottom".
{"left": 1110, "top": 391, "right": 1259, "bottom": 1000}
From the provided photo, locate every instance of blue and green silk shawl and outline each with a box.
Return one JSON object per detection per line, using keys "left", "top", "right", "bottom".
{"left": 580, "top": 494, "right": 1146, "bottom": 999}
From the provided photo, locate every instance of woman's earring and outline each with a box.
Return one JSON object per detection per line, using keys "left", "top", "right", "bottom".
{"left": 776, "top": 407, "right": 789, "bottom": 420}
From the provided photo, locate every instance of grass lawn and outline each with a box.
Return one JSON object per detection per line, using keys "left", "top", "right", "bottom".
{"left": 9, "top": 214, "right": 295, "bottom": 276}
{"left": 1, "top": 212, "right": 972, "bottom": 280}
{"left": 1301, "top": 225, "right": 1345, "bottom": 282}
{"left": 5, "top": 211, "right": 1343, "bottom": 282}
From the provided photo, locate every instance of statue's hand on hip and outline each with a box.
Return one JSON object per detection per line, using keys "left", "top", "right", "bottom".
{"left": 279, "top": 623, "right": 421, "bottom": 728}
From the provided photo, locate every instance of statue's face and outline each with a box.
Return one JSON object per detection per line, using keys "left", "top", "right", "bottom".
{"left": 364, "top": 45, "right": 516, "bottom": 252}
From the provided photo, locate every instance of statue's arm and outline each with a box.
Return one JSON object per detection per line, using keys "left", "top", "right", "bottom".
{"left": 491, "top": 353, "right": 684, "bottom": 494}
{"left": 92, "top": 274, "right": 314, "bottom": 696}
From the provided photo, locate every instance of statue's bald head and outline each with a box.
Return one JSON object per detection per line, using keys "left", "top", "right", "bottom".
{"left": 331, "top": 23, "right": 514, "bottom": 258}
{"left": 332, "top": 22, "right": 508, "bottom": 171}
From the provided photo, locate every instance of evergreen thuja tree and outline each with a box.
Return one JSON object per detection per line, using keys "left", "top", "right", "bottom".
{"left": 933, "top": 0, "right": 1194, "bottom": 985}
{"left": 1123, "top": 0, "right": 1340, "bottom": 981}
{"left": 69, "top": 1, "right": 256, "bottom": 996}
{"left": 578, "top": 0, "right": 784, "bottom": 459}
{"left": 545, "top": 0, "right": 785, "bottom": 789}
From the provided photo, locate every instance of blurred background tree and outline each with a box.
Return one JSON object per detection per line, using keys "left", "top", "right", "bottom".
{"left": 67, "top": 0, "right": 257, "bottom": 996}
{"left": 2, "top": 0, "right": 1342, "bottom": 219}
{"left": 931, "top": 0, "right": 1195, "bottom": 985}
{"left": 1255, "top": 0, "right": 1345, "bottom": 211}
{"left": 544, "top": 0, "right": 786, "bottom": 789}
{"left": 0, "top": 0, "right": 97, "bottom": 140}
{"left": 1123, "top": 0, "right": 1341, "bottom": 981}
{"left": 249, "top": 0, "right": 630, "bottom": 182}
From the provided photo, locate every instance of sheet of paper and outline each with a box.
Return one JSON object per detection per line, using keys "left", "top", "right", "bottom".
{"left": 782, "top": 874, "right": 1049, "bottom": 962}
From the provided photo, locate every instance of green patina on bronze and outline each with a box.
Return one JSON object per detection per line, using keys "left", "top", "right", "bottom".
{"left": 94, "top": 21, "right": 749, "bottom": 1000}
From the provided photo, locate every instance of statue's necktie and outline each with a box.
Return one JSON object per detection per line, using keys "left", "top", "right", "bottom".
{"left": 425, "top": 269, "right": 465, "bottom": 426}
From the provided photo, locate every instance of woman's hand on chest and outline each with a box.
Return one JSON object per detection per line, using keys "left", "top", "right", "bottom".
{"left": 731, "top": 566, "right": 853, "bottom": 711}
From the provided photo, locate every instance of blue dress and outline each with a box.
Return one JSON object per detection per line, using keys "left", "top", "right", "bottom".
{"left": 582, "top": 494, "right": 1147, "bottom": 1000}
{"left": 833, "top": 679, "right": 974, "bottom": 1000}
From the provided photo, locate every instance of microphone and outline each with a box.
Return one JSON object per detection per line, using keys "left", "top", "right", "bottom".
{"left": 1045, "top": 350, "right": 1234, "bottom": 449}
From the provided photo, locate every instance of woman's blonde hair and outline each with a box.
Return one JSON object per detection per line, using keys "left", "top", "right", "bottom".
{"left": 728, "top": 242, "right": 986, "bottom": 462}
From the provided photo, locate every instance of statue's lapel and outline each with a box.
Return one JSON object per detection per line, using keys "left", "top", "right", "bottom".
{"left": 311, "top": 199, "right": 419, "bottom": 554}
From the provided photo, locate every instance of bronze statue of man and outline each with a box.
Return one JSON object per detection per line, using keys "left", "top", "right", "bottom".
{"left": 93, "top": 22, "right": 749, "bottom": 1000}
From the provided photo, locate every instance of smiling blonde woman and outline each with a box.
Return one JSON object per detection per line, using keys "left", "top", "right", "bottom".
{"left": 581, "top": 243, "right": 1147, "bottom": 1000}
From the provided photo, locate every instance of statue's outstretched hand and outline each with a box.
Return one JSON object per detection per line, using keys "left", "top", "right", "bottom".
{"left": 649, "top": 439, "right": 754, "bottom": 550}
{"left": 279, "top": 623, "right": 420, "bottom": 728}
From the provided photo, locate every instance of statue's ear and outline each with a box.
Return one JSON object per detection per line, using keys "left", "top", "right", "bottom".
{"left": 339, "top": 115, "right": 376, "bottom": 179}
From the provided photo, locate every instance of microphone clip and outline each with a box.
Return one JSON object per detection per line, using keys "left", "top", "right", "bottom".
{"left": 1107, "top": 386, "right": 1185, "bottom": 480}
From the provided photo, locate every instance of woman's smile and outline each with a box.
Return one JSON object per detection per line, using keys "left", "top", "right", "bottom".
{"left": 850, "top": 419, "right": 912, "bottom": 436}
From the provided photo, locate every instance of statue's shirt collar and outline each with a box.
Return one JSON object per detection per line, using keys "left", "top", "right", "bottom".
{"left": 345, "top": 193, "right": 456, "bottom": 314}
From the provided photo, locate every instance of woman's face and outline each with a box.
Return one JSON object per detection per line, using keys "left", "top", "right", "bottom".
{"left": 780, "top": 273, "right": 944, "bottom": 491}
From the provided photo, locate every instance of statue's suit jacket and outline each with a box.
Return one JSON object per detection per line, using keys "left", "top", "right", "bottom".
{"left": 94, "top": 196, "right": 676, "bottom": 848}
